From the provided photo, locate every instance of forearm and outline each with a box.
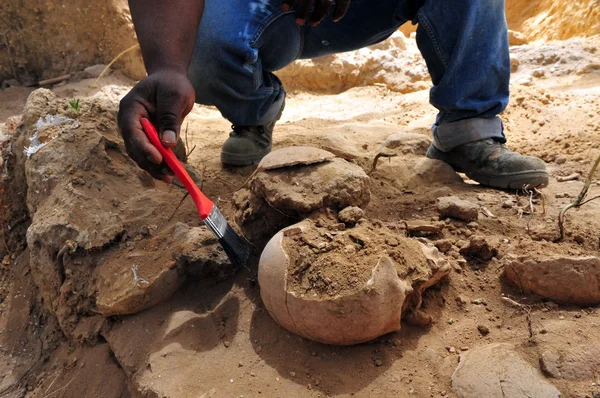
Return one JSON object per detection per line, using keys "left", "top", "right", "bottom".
{"left": 129, "top": 0, "right": 204, "bottom": 75}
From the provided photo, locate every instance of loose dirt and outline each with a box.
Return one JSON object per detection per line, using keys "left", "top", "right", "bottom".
{"left": 284, "top": 217, "right": 428, "bottom": 298}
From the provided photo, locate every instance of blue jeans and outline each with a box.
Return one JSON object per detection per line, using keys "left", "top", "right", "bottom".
{"left": 188, "top": 0, "right": 510, "bottom": 151}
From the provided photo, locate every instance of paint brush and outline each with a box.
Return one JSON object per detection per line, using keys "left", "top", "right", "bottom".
{"left": 141, "top": 118, "right": 250, "bottom": 268}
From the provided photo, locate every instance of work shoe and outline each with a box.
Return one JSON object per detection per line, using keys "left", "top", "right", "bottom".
{"left": 426, "top": 138, "right": 549, "bottom": 190}
{"left": 221, "top": 105, "right": 284, "bottom": 166}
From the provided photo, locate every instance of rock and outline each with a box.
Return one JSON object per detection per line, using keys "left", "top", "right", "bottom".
{"left": 510, "top": 56, "right": 520, "bottom": 73}
{"left": 405, "top": 220, "right": 444, "bottom": 237}
{"left": 540, "top": 345, "right": 600, "bottom": 380}
{"left": 321, "top": 135, "right": 365, "bottom": 161}
{"left": 338, "top": 206, "right": 364, "bottom": 225}
{"left": 252, "top": 157, "right": 370, "bottom": 214}
{"left": 540, "top": 350, "right": 562, "bottom": 378}
{"left": 403, "top": 309, "right": 433, "bottom": 327}
{"left": 83, "top": 64, "right": 110, "bottom": 79}
{"left": 235, "top": 151, "right": 371, "bottom": 244}
{"left": 437, "top": 196, "right": 479, "bottom": 222}
{"left": 504, "top": 256, "right": 600, "bottom": 305}
{"left": 452, "top": 344, "right": 561, "bottom": 398}
{"left": 508, "top": 30, "right": 529, "bottom": 46}
{"left": 95, "top": 223, "right": 228, "bottom": 317}
{"left": 477, "top": 325, "right": 490, "bottom": 336}
{"left": 532, "top": 68, "right": 546, "bottom": 78}
{"left": 434, "top": 239, "right": 453, "bottom": 253}
{"left": 383, "top": 132, "right": 433, "bottom": 156}
{"left": 256, "top": 146, "right": 336, "bottom": 171}
{"left": 502, "top": 199, "right": 516, "bottom": 209}
{"left": 459, "top": 236, "right": 498, "bottom": 262}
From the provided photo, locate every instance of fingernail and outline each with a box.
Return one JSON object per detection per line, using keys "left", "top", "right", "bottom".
{"left": 282, "top": 4, "right": 290, "bottom": 11}
{"left": 162, "top": 130, "right": 176, "bottom": 145}
{"left": 296, "top": 18, "right": 304, "bottom": 25}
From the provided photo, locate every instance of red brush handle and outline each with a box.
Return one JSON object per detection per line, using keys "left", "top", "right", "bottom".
{"left": 141, "top": 118, "right": 214, "bottom": 219}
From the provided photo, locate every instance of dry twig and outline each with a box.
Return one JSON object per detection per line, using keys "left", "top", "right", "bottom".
{"left": 556, "top": 154, "right": 600, "bottom": 241}
{"left": 501, "top": 296, "right": 534, "bottom": 339}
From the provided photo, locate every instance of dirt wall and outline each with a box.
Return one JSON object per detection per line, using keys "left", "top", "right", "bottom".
{"left": 0, "top": 0, "right": 598, "bottom": 84}
{"left": 506, "top": 0, "right": 600, "bottom": 41}
{"left": 0, "top": 0, "right": 145, "bottom": 84}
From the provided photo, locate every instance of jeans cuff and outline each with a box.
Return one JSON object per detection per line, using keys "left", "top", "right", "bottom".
{"left": 253, "top": 90, "right": 286, "bottom": 126}
{"left": 432, "top": 117, "right": 506, "bottom": 152}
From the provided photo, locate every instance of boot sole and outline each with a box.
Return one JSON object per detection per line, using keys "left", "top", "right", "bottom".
{"left": 467, "top": 170, "right": 549, "bottom": 190}
{"left": 221, "top": 147, "right": 271, "bottom": 167}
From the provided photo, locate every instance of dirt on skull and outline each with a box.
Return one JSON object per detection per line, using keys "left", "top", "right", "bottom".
{"left": 284, "top": 218, "right": 430, "bottom": 298}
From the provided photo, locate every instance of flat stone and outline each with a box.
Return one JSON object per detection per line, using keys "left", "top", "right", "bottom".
{"left": 504, "top": 256, "right": 600, "bottom": 305}
{"left": 321, "top": 135, "right": 365, "bottom": 160}
{"left": 452, "top": 343, "right": 560, "bottom": 398}
{"left": 83, "top": 64, "right": 110, "bottom": 79}
{"left": 437, "top": 196, "right": 479, "bottom": 222}
{"left": 405, "top": 220, "right": 444, "bottom": 237}
{"left": 540, "top": 345, "right": 600, "bottom": 380}
{"left": 384, "top": 132, "right": 432, "bottom": 156}
{"left": 540, "top": 350, "right": 562, "bottom": 378}
{"left": 257, "top": 146, "right": 336, "bottom": 171}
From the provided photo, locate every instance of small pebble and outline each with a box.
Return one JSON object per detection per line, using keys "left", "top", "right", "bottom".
{"left": 374, "top": 359, "right": 383, "bottom": 367}
{"left": 477, "top": 325, "right": 490, "bottom": 336}
{"left": 472, "top": 298, "right": 487, "bottom": 306}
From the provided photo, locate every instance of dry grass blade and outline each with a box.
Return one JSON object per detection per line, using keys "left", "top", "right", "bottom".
{"left": 90, "top": 44, "right": 140, "bottom": 88}
{"left": 556, "top": 154, "right": 600, "bottom": 241}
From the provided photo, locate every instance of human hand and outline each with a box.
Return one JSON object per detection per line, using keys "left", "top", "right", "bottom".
{"left": 118, "top": 70, "right": 195, "bottom": 182}
{"left": 281, "top": 0, "right": 351, "bottom": 26}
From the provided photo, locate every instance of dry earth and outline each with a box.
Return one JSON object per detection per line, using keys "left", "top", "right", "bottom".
{"left": 1, "top": 2, "right": 600, "bottom": 398}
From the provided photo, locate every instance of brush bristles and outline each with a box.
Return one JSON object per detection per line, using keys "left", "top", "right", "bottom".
{"left": 219, "top": 225, "right": 250, "bottom": 268}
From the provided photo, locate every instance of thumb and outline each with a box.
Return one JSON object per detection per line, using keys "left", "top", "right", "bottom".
{"left": 156, "top": 108, "right": 181, "bottom": 149}
{"left": 154, "top": 74, "right": 195, "bottom": 148}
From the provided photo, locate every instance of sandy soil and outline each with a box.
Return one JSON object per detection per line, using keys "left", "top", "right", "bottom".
{"left": 0, "top": 12, "right": 600, "bottom": 398}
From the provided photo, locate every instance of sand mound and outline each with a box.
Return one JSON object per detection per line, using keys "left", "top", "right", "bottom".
{"left": 506, "top": 0, "right": 600, "bottom": 41}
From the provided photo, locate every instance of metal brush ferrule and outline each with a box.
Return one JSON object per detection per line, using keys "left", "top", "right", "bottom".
{"left": 203, "top": 206, "right": 228, "bottom": 239}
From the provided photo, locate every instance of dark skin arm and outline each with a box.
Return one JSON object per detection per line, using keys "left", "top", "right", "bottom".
{"left": 119, "top": 0, "right": 204, "bottom": 182}
{"left": 119, "top": 0, "right": 350, "bottom": 182}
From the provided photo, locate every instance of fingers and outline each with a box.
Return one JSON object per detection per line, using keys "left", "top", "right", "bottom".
{"left": 156, "top": 98, "right": 186, "bottom": 149}
{"left": 332, "top": 0, "right": 351, "bottom": 21}
{"left": 118, "top": 96, "right": 163, "bottom": 167}
{"left": 309, "top": 0, "right": 333, "bottom": 26}
{"left": 294, "top": 0, "right": 314, "bottom": 25}
{"left": 281, "top": 0, "right": 294, "bottom": 12}
{"left": 282, "top": 0, "right": 349, "bottom": 26}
